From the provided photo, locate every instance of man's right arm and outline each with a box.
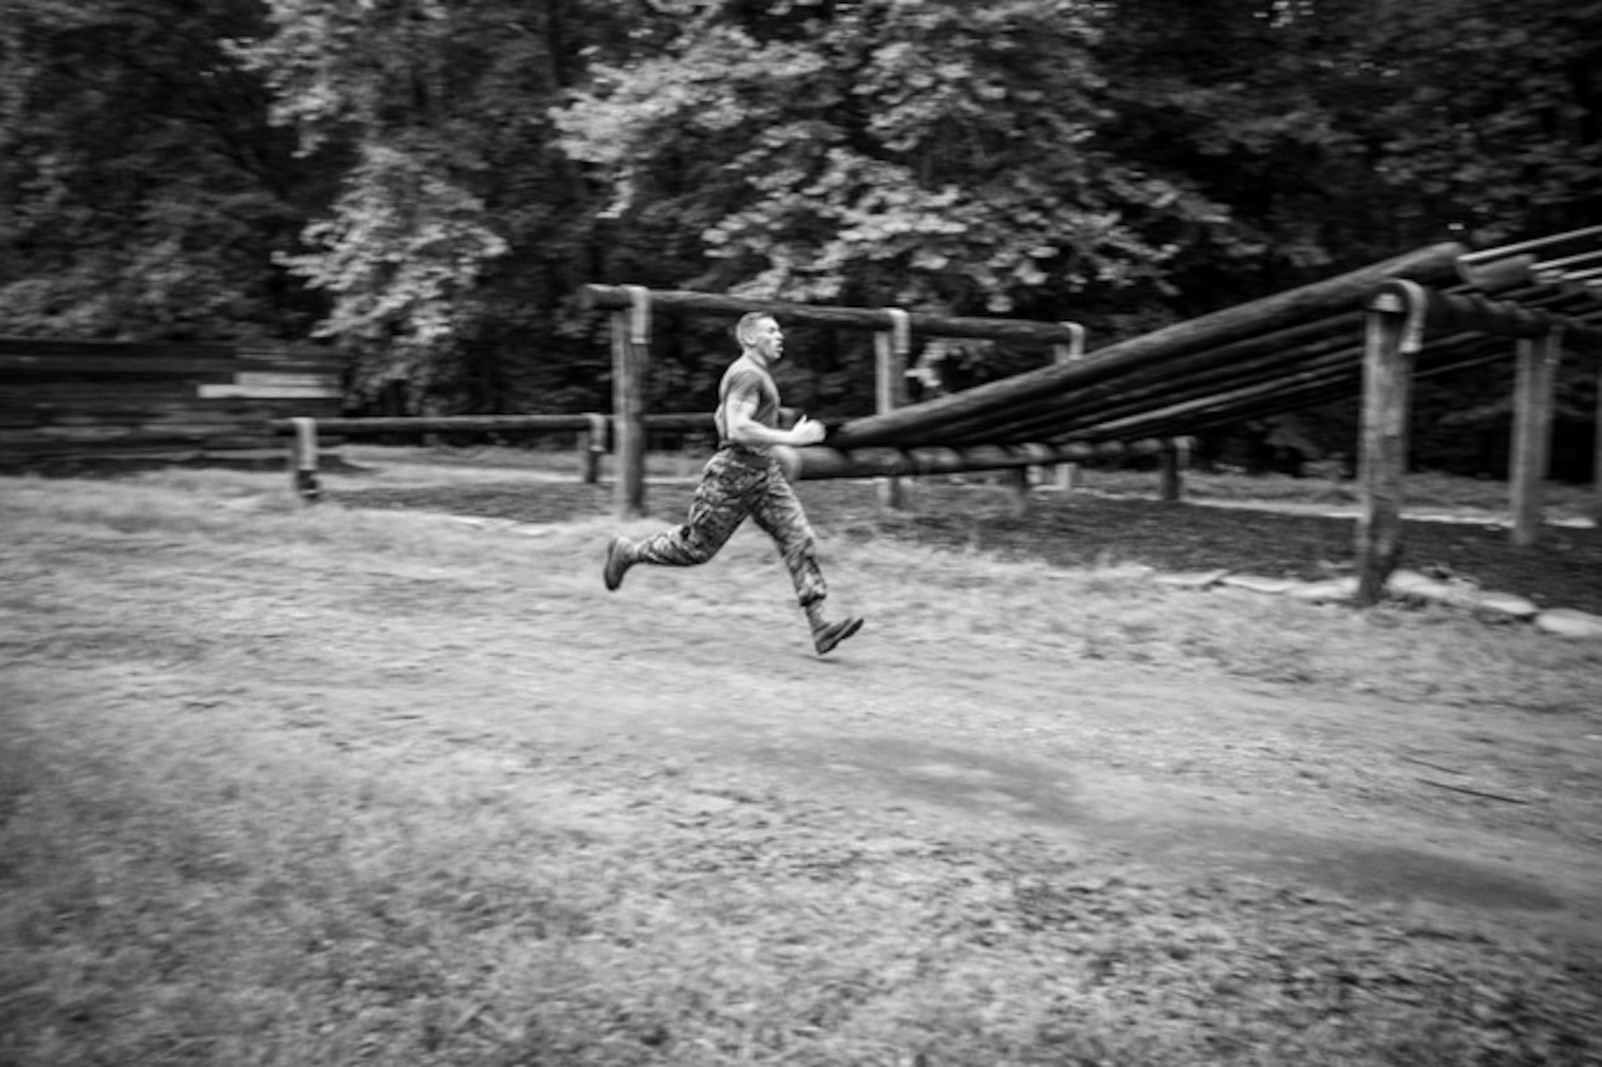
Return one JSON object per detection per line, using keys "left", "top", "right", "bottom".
{"left": 725, "top": 394, "right": 825, "bottom": 448}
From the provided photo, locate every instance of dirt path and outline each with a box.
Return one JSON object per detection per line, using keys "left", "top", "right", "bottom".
{"left": 11, "top": 475, "right": 1602, "bottom": 1063}
{"left": 12, "top": 506, "right": 1598, "bottom": 951}
{"left": 574, "top": 574, "right": 1602, "bottom": 943}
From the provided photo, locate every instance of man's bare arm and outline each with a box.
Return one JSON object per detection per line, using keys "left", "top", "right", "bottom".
{"left": 725, "top": 395, "right": 826, "bottom": 448}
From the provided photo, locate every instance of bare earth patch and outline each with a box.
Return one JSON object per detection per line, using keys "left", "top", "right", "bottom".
{"left": 2, "top": 461, "right": 1600, "bottom": 1065}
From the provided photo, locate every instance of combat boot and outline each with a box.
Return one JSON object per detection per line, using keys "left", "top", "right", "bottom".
{"left": 810, "top": 614, "right": 863, "bottom": 655}
{"left": 602, "top": 536, "right": 634, "bottom": 591}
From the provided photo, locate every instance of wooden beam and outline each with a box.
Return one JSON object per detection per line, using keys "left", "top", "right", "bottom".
{"left": 875, "top": 312, "right": 910, "bottom": 509}
{"left": 830, "top": 242, "right": 1466, "bottom": 450}
{"left": 270, "top": 414, "right": 593, "bottom": 436}
{"left": 581, "top": 285, "right": 1085, "bottom": 347}
{"left": 779, "top": 437, "right": 1181, "bottom": 481}
{"left": 611, "top": 307, "right": 648, "bottom": 519}
{"left": 1157, "top": 441, "right": 1187, "bottom": 501}
{"left": 1050, "top": 325, "right": 1087, "bottom": 490}
{"left": 287, "top": 416, "right": 321, "bottom": 503}
{"left": 581, "top": 412, "right": 607, "bottom": 485}
{"left": 1355, "top": 291, "right": 1420, "bottom": 606}
{"left": 1509, "top": 329, "right": 1561, "bottom": 547}
{"left": 1596, "top": 350, "right": 1602, "bottom": 499}
{"left": 1418, "top": 288, "right": 1602, "bottom": 345}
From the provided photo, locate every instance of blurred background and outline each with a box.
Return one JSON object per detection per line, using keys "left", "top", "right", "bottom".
{"left": 1, "top": 0, "right": 1598, "bottom": 478}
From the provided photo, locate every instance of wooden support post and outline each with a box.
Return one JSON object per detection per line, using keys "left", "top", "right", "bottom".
{"left": 581, "top": 412, "right": 607, "bottom": 484}
{"left": 287, "top": 416, "right": 321, "bottom": 503}
{"left": 611, "top": 286, "right": 651, "bottom": 518}
{"left": 1355, "top": 284, "right": 1425, "bottom": 606}
{"left": 875, "top": 309, "right": 911, "bottom": 509}
{"left": 1157, "top": 438, "right": 1188, "bottom": 501}
{"left": 1509, "top": 328, "right": 1561, "bottom": 547}
{"left": 1007, "top": 466, "right": 1032, "bottom": 516}
{"left": 1052, "top": 323, "right": 1086, "bottom": 491}
{"left": 1595, "top": 350, "right": 1602, "bottom": 499}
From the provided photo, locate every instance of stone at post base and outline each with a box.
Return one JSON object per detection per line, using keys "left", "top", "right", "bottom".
{"left": 1535, "top": 608, "right": 1602, "bottom": 639}
{"left": 1469, "top": 591, "right": 1540, "bottom": 621}
{"left": 1386, "top": 568, "right": 1477, "bottom": 607}
{"left": 1285, "top": 577, "right": 1359, "bottom": 604}
{"left": 1219, "top": 574, "right": 1300, "bottom": 595}
{"left": 1155, "top": 569, "right": 1229, "bottom": 590}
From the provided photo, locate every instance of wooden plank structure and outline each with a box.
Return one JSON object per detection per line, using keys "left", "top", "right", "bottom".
{"left": 267, "top": 410, "right": 719, "bottom": 501}
{"left": 584, "top": 227, "right": 1602, "bottom": 606}
{"left": 0, "top": 337, "right": 342, "bottom": 464}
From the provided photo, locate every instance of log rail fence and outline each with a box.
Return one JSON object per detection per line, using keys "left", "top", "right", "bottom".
{"left": 268, "top": 411, "right": 715, "bottom": 502}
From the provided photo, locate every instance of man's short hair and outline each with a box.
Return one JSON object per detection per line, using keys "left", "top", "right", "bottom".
{"left": 735, "top": 311, "right": 775, "bottom": 347}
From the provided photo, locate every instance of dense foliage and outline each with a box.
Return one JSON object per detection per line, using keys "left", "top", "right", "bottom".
{"left": 2, "top": 0, "right": 1598, "bottom": 473}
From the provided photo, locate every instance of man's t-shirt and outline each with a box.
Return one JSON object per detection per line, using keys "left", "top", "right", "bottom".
{"left": 715, "top": 356, "right": 780, "bottom": 451}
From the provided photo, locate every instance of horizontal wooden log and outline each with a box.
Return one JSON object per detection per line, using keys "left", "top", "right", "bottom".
{"left": 267, "top": 412, "right": 716, "bottom": 437}
{"left": 1373, "top": 282, "right": 1602, "bottom": 345}
{"left": 777, "top": 437, "right": 1182, "bottom": 481}
{"left": 2, "top": 386, "right": 340, "bottom": 407}
{"left": 268, "top": 414, "right": 596, "bottom": 436}
{"left": 0, "top": 429, "right": 280, "bottom": 451}
{"left": 580, "top": 285, "right": 1086, "bottom": 346}
{"left": 1453, "top": 254, "right": 1537, "bottom": 293}
{"left": 829, "top": 242, "right": 1466, "bottom": 450}
{"left": 198, "top": 383, "right": 343, "bottom": 400}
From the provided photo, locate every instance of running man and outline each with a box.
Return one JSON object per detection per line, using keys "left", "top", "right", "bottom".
{"left": 602, "top": 311, "right": 864, "bottom": 656}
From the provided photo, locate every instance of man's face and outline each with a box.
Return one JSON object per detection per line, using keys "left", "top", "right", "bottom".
{"left": 748, "top": 316, "right": 784, "bottom": 361}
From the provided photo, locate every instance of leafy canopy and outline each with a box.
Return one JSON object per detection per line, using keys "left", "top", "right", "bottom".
{"left": 555, "top": 0, "right": 1224, "bottom": 315}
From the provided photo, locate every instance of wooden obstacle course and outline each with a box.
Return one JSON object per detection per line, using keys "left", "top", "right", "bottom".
{"left": 579, "top": 231, "right": 1602, "bottom": 608}
{"left": 580, "top": 283, "right": 1179, "bottom": 517}
{"left": 258, "top": 232, "right": 1602, "bottom": 610}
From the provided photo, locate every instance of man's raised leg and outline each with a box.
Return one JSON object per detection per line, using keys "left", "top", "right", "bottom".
{"left": 749, "top": 474, "right": 863, "bottom": 654}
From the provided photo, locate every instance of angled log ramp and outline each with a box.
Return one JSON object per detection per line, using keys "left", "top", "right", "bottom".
{"left": 1038, "top": 327, "right": 1522, "bottom": 444}
{"left": 946, "top": 315, "right": 1365, "bottom": 447}
{"left": 1086, "top": 340, "right": 1512, "bottom": 443}
{"left": 827, "top": 242, "right": 1467, "bottom": 452}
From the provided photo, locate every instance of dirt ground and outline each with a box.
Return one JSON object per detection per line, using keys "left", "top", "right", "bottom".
{"left": 321, "top": 466, "right": 1602, "bottom": 936}
{"left": 5, "top": 460, "right": 1601, "bottom": 1063}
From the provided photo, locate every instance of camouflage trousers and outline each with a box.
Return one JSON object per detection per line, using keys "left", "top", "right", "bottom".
{"left": 629, "top": 448, "right": 827, "bottom": 607}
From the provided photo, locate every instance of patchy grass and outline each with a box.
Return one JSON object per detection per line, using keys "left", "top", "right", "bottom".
{"left": 3, "top": 465, "right": 1601, "bottom": 1066}
{"left": 320, "top": 445, "right": 1602, "bottom": 613}
{"left": 3, "top": 679, "right": 1598, "bottom": 1067}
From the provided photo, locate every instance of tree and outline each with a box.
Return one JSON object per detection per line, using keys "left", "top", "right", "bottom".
{"left": 554, "top": 0, "right": 1225, "bottom": 319}
{"left": 235, "top": 0, "right": 648, "bottom": 410}
{"left": 0, "top": 0, "right": 317, "bottom": 340}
